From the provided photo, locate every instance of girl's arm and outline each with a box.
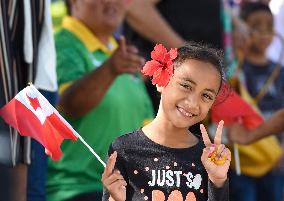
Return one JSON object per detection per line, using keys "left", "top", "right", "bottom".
{"left": 208, "top": 179, "right": 229, "bottom": 201}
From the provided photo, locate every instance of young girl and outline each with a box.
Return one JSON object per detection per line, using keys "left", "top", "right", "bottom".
{"left": 102, "top": 43, "right": 231, "bottom": 201}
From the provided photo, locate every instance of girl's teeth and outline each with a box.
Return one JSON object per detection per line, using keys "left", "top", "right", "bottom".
{"left": 179, "top": 107, "right": 193, "bottom": 117}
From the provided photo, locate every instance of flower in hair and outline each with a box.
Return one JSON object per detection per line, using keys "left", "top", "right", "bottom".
{"left": 141, "top": 44, "right": 177, "bottom": 87}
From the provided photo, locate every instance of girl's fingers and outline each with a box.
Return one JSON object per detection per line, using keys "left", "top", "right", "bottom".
{"left": 214, "top": 120, "right": 224, "bottom": 146}
{"left": 200, "top": 124, "right": 212, "bottom": 147}
{"left": 215, "top": 146, "right": 231, "bottom": 165}
{"left": 201, "top": 120, "right": 224, "bottom": 150}
{"left": 104, "top": 171, "right": 125, "bottom": 186}
{"left": 202, "top": 144, "right": 231, "bottom": 165}
{"left": 201, "top": 147, "right": 211, "bottom": 164}
{"left": 219, "top": 148, "right": 231, "bottom": 166}
{"left": 216, "top": 144, "right": 226, "bottom": 159}
{"left": 107, "top": 179, "right": 127, "bottom": 192}
{"left": 119, "top": 179, "right": 127, "bottom": 187}
{"left": 221, "top": 147, "right": 231, "bottom": 162}
{"left": 103, "top": 152, "right": 117, "bottom": 178}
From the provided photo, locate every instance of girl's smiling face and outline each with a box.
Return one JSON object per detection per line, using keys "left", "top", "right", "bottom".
{"left": 159, "top": 59, "right": 221, "bottom": 129}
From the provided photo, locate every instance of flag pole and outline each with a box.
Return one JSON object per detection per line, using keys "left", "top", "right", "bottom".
{"left": 76, "top": 135, "right": 106, "bottom": 168}
{"left": 234, "top": 143, "right": 241, "bottom": 175}
{"left": 234, "top": 117, "right": 242, "bottom": 175}
{"left": 29, "top": 84, "right": 106, "bottom": 168}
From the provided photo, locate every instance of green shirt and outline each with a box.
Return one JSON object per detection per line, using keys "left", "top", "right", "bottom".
{"left": 47, "top": 16, "right": 154, "bottom": 201}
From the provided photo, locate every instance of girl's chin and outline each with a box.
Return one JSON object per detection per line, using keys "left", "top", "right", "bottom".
{"left": 170, "top": 118, "right": 198, "bottom": 129}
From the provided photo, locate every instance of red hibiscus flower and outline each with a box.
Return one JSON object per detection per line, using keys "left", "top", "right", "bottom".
{"left": 141, "top": 44, "right": 177, "bottom": 87}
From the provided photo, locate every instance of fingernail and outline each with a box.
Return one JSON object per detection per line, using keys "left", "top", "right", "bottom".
{"left": 210, "top": 144, "right": 215, "bottom": 152}
{"left": 132, "top": 48, "right": 138, "bottom": 54}
{"left": 110, "top": 151, "right": 117, "bottom": 158}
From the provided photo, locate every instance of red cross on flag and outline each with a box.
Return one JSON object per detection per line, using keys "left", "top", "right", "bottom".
{"left": 0, "top": 84, "right": 78, "bottom": 160}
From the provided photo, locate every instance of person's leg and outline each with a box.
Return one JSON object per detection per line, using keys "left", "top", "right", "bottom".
{"left": 65, "top": 191, "right": 103, "bottom": 201}
{"left": 230, "top": 171, "right": 257, "bottom": 201}
{"left": 257, "top": 171, "right": 284, "bottom": 201}
{"left": 27, "top": 139, "right": 47, "bottom": 201}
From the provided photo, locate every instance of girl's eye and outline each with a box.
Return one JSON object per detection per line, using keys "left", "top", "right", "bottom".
{"left": 203, "top": 93, "right": 213, "bottom": 101}
{"left": 180, "top": 83, "right": 192, "bottom": 90}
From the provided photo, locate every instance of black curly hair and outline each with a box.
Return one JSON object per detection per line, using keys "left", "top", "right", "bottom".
{"left": 174, "top": 41, "right": 226, "bottom": 93}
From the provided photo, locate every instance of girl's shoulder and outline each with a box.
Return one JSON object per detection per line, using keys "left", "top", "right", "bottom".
{"left": 111, "top": 129, "right": 144, "bottom": 150}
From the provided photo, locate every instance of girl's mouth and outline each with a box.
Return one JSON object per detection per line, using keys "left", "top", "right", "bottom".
{"left": 176, "top": 106, "right": 197, "bottom": 118}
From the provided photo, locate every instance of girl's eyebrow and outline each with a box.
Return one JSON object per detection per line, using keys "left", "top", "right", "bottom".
{"left": 205, "top": 88, "right": 217, "bottom": 96}
{"left": 183, "top": 78, "right": 196, "bottom": 85}
{"left": 183, "top": 78, "right": 217, "bottom": 95}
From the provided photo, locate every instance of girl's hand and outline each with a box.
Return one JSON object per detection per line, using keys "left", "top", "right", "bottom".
{"left": 102, "top": 151, "right": 127, "bottom": 201}
{"left": 200, "top": 120, "right": 231, "bottom": 187}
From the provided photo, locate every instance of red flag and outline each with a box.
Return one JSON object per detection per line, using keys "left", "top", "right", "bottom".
{"left": 211, "top": 84, "right": 263, "bottom": 129}
{"left": 0, "top": 85, "right": 78, "bottom": 160}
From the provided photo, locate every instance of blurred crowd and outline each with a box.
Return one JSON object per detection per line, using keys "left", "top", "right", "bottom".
{"left": 0, "top": 0, "right": 284, "bottom": 200}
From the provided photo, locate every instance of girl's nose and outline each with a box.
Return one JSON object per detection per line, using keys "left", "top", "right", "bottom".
{"left": 185, "top": 94, "right": 199, "bottom": 114}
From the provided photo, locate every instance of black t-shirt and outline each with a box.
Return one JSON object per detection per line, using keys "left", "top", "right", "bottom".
{"left": 102, "top": 129, "right": 229, "bottom": 201}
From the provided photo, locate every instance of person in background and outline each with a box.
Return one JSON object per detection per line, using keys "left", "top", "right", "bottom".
{"left": 229, "top": 2, "right": 284, "bottom": 201}
{"left": 47, "top": 0, "right": 153, "bottom": 200}
{"left": 267, "top": 0, "right": 284, "bottom": 66}
{"left": 228, "top": 108, "right": 284, "bottom": 144}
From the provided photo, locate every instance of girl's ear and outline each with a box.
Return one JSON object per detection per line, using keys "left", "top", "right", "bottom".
{"left": 156, "top": 85, "right": 163, "bottom": 93}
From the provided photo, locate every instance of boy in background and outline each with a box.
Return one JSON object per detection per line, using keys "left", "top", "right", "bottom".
{"left": 230, "top": 2, "right": 284, "bottom": 201}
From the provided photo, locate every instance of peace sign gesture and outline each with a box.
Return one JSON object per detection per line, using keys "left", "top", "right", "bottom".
{"left": 200, "top": 120, "right": 231, "bottom": 187}
{"left": 102, "top": 151, "right": 127, "bottom": 201}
